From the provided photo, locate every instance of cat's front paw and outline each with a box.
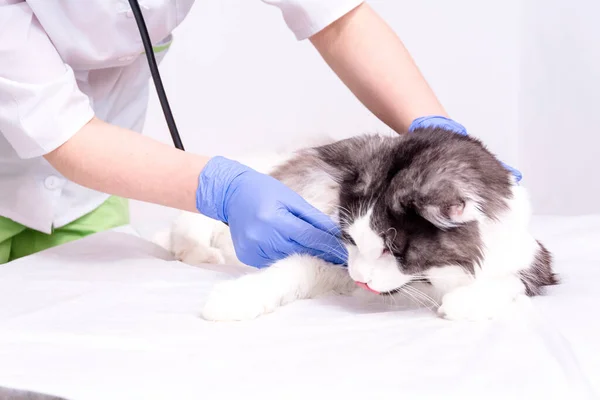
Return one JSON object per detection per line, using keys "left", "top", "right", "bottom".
{"left": 201, "top": 276, "right": 277, "bottom": 322}
{"left": 437, "top": 283, "right": 517, "bottom": 321}
{"left": 177, "top": 245, "right": 225, "bottom": 266}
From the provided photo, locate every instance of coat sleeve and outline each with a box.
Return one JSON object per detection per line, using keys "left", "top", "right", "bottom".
{"left": 0, "top": 1, "right": 94, "bottom": 159}
{"left": 262, "top": 0, "right": 365, "bottom": 40}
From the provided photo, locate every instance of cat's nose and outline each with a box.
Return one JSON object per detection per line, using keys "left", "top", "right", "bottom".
{"left": 348, "top": 258, "right": 371, "bottom": 283}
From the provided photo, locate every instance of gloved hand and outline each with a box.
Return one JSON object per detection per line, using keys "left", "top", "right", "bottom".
{"left": 196, "top": 156, "right": 347, "bottom": 268}
{"left": 408, "top": 115, "right": 522, "bottom": 182}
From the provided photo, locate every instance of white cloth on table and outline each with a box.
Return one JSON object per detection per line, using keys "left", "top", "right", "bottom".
{"left": 0, "top": 215, "right": 598, "bottom": 399}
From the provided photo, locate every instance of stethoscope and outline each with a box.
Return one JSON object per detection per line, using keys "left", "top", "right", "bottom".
{"left": 128, "top": 0, "right": 185, "bottom": 151}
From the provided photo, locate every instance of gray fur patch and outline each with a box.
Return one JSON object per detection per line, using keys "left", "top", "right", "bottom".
{"left": 519, "top": 241, "right": 558, "bottom": 296}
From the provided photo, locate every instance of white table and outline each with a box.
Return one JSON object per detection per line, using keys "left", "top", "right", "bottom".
{"left": 0, "top": 216, "right": 599, "bottom": 400}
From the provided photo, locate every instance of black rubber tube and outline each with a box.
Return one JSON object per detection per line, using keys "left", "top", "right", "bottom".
{"left": 128, "top": 0, "right": 185, "bottom": 151}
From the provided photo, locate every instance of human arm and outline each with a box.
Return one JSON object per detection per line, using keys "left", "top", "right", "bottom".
{"left": 0, "top": 2, "right": 205, "bottom": 213}
{"left": 44, "top": 118, "right": 207, "bottom": 213}
{"left": 2, "top": 1, "right": 346, "bottom": 267}
{"left": 45, "top": 121, "right": 347, "bottom": 266}
{"left": 47, "top": 120, "right": 348, "bottom": 267}
{"left": 45, "top": 119, "right": 346, "bottom": 267}
{"left": 263, "top": 1, "right": 435, "bottom": 132}
{"left": 309, "top": 3, "right": 447, "bottom": 133}
{"left": 265, "top": 1, "right": 521, "bottom": 180}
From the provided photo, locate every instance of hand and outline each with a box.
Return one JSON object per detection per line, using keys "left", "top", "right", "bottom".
{"left": 196, "top": 156, "right": 347, "bottom": 268}
{"left": 408, "top": 116, "right": 523, "bottom": 182}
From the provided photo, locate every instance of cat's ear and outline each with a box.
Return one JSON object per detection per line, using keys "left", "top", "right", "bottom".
{"left": 313, "top": 134, "right": 394, "bottom": 185}
{"left": 312, "top": 137, "right": 364, "bottom": 182}
{"left": 416, "top": 186, "right": 482, "bottom": 229}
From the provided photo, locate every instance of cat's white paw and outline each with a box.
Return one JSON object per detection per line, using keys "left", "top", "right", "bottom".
{"left": 201, "top": 277, "right": 278, "bottom": 322}
{"left": 177, "top": 245, "right": 225, "bottom": 266}
{"left": 437, "top": 283, "right": 516, "bottom": 321}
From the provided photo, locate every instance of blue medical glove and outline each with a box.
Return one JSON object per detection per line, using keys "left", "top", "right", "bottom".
{"left": 408, "top": 115, "right": 522, "bottom": 182}
{"left": 196, "top": 156, "right": 348, "bottom": 268}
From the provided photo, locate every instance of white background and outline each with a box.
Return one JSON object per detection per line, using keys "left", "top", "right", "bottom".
{"left": 131, "top": 0, "right": 600, "bottom": 237}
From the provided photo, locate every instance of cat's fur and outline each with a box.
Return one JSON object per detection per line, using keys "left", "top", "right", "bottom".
{"left": 156, "top": 127, "right": 558, "bottom": 322}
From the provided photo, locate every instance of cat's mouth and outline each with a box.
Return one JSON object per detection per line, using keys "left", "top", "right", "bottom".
{"left": 355, "top": 281, "right": 380, "bottom": 294}
{"left": 355, "top": 282, "right": 410, "bottom": 296}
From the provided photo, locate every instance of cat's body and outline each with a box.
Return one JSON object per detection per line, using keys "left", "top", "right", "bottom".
{"left": 157, "top": 128, "right": 557, "bottom": 322}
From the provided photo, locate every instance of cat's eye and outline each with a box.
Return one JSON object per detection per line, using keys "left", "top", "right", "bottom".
{"left": 343, "top": 172, "right": 360, "bottom": 184}
{"left": 387, "top": 206, "right": 404, "bottom": 220}
{"left": 341, "top": 232, "right": 356, "bottom": 246}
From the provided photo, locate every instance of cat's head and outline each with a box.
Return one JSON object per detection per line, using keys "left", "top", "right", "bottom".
{"left": 313, "top": 128, "right": 514, "bottom": 294}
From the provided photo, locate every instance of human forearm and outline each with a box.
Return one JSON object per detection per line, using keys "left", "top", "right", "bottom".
{"left": 44, "top": 117, "right": 349, "bottom": 266}
{"left": 310, "top": 3, "right": 447, "bottom": 133}
{"left": 44, "top": 117, "right": 208, "bottom": 213}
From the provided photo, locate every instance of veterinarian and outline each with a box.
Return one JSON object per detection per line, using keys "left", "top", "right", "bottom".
{"left": 0, "top": 0, "right": 520, "bottom": 266}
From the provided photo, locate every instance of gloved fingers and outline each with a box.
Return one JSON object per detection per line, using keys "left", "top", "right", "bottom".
{"left": 501, "top": 162, "right": 522, "bottom": 182}
{"left": 308, "top": 248, "right": 348, "bottom": 266}
{"left": 408, "top": 115, "right": 468, "bottom": 135}
{"left": 278, "top": 214, "right": 348, "bottom": 265}
{"left": 234, "top": 244, "right": 274, "bottom": 269}
{"left": 284, "top": 196, "right": 342, "bottom": 238}
{"left": 275, "top": 238, "right": 348, "bottom": 266}
{"left": 232, "top": 224, "right": 298, "bottom": 269}
{"left": 236, "top": 230, "right": 344, "bottom": 268}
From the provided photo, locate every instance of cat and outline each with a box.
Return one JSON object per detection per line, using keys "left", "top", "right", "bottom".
{"left": 155, "top": 127, "right": 558, "bottom": 322}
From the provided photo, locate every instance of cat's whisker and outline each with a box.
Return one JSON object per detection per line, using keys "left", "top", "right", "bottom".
{"left": 395, "top": 291, "right": 412, "bottom": 308}
{"left": 291, "top": 210, "right": 343, "bottom": 224}
{"left": 387, "top": 290, "right": 401, "bottom": 306}
{"left": 404, "top": 285, "right": 439, "bottom": 308}
{"left": 412, "top": 289, "right": 438, "bottom": 310}
{"left": 412, "top": 272, "right": 474, "bottom": 279}
{"left": 411, "top": 275, "right": 476, "bottom": 282}
{"left": 331, "top": 205, "right": 352, "bottom": 217}
{"left": 382, "top": 291, "right": 405, "bottom": 310}
{"left": 403, "top": 287, "right": 433, "bottom": 310}
{"left": 402, "top": 289, "right": 426, "bottom": 309}
{"left": 287, "top": 210, "right": 353, "bottom": 238}
{"left": 398, "top": 288, "right": 425, "bottom": 309}
{"left": 398, "top": 287, "right": 421, "bottom": 308}
{"left": 297, "top": 242, "right": 348, "bottom": 261}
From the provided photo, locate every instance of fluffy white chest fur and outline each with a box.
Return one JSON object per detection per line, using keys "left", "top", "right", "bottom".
{"left": 155, "top": 136, "right": 554, "bottom": 322}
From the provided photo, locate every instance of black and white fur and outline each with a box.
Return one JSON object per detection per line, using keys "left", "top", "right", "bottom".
{"left": 156, "top": 127, "right": 557, "bottom": 322}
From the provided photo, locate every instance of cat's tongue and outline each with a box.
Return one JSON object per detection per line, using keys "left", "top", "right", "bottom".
{"left": 355, "top": 281, "right": 380, "bottom": 294}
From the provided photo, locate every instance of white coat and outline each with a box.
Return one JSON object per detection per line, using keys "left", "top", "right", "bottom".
{"left": 0, "top": 0, "right": 363, "bottom": 234}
